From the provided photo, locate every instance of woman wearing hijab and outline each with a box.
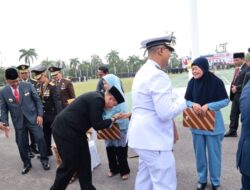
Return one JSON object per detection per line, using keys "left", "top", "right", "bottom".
{"left": 184, "top": 57, "right": 229, "bottom": 190}
{"left": 102, "top": 74, "right": 130, "bottom": 180}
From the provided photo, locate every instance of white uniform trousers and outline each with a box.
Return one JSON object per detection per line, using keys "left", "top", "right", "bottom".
{"left": 134, "top": 149, "right": 176, "bottom": 190}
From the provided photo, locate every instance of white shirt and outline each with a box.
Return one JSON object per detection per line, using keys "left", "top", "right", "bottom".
{"left": 10, "top": 86, "right": 20, "bottom": 95}
{"left": 128, "top": 59, "right": 186, "bottom": 151}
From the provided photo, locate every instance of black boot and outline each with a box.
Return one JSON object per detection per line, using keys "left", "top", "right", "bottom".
{"left": 224, "top": 130, "right": 237, "bottom": 137}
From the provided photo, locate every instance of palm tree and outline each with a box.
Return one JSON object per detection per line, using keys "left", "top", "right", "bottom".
{"left": 41, "top": 58, "right": 54, "bottom": 68}
{"left": 127, "top": 55, "right": 144, "bottom": 74}
{"left": 69, "top": 58, "right": 81, "bottom": 78}
{"left": 55, "top": 60, "right": 67, "bottom": 75}
{"left": 19, "top": 48, "right": 38, "bottom": 66}
{"left": 90, "top": 54, "right": 103, "bottom": 77}
{"left": 56, "top": 60, "right": 66, "bottom": 69}
{"left": 127, "top": 55, "right": 137, "bottom": 74}
{"left": 81, "top": 60, "right": 90, "bottom": 79}
{"left": 105, "top": 50, "right": 120, "bottom": 74}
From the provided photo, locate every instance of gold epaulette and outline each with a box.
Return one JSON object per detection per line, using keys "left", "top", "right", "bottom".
{"left": 67, "top": 98, "right": 75, "bottom": 104}
{"left": 30, "top": 78, "right": 37, "bottom": 82}
{"left": 49, "top": 81, "right": 55, "bottom": 86}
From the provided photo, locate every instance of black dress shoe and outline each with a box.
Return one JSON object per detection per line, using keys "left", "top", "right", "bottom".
{"left": 197, "top": 182, "right": 207, "bottom": 190}
{"left": 41, "top": 161, "right": 50, "bottom": 170}
{"left": 212, "top": 185, "right": 221, "bottom": 190}
{"left": 22, "top": 164, "right": 32, "bottom": 175}
{"left": 30, "top": 146, "right": 39, "bottom": 154}
{"left": 28, "top": 151, "right": 35, "bottom": 158}
{"left": 224, "top": 130, "right": 237, "bottom": 137}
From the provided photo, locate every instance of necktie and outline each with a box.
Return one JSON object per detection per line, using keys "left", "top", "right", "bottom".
{"left": 232, "top": 67, "right": 240, "bottom": 84}
{"left": 14, "top": 87, "right": 20, "bottom": 103}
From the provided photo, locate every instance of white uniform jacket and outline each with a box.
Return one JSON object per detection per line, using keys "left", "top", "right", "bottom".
{"left": 128, "top": 59, "right": 186, "bottom": 151}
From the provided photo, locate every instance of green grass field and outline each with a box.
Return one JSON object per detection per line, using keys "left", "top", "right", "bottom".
{"left": 73, "top": 68, "right": 234, "bottom": 125}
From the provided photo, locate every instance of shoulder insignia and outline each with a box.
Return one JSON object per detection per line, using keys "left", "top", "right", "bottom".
{"left": 30, "top": 78, "right": 37, "bottom": 82}
{"left": 49, "top": 82, "right": 55, "bottom": 86}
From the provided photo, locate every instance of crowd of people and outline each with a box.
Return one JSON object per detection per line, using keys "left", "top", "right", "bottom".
{"left": 0, "top": 35, "right": 250, "bottom": 190}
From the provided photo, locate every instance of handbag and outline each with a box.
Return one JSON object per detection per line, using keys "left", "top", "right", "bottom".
{"left": 183, "top": 108, "right": 215, "bottom": 131}
{"left": 97, "top": 123, "right": 120, "bottom": 140}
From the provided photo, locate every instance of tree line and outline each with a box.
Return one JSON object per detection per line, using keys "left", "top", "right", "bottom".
{"left": 0, "top": 48, "right": 183, "bottom": 84}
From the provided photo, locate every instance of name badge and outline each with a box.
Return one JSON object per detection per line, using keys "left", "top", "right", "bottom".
{"left": 8, "top": 98, "right": 13, "bottom": 102}
{"left": 24, "top": 92, "right": 30, "bottom": 96}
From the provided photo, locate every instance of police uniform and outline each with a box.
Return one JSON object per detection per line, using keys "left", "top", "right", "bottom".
{"left": 127, "top": 35, "right": 186, "bottom": 190}
{"left": 31, "top": 65, "right": 62, "bottom": 156}
{"left": 48, "top": 66, "right": 75, "bottom": 108}
{"left": 17, "top": 64, "right": 39, "bottom": 155}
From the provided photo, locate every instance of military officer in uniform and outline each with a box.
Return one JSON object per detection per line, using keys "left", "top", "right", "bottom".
{"left": 48, "top": 66, "right": 75, "bottom": 108}
{"left": 127, "top": 35, "right": 186, "bottom": 190}
{"left": 17, "top": 64, "right": 36, "bottom": 85}
{"left": 17, "top": 64, "right": 39, "bottom": 156}
{"left": 31, "top": 65, "right": 62, "bottom": 156}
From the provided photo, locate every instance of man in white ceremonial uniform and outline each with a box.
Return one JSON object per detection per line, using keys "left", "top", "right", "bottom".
{"left": 127, "top": 35, "right": 186, "bottom": 190}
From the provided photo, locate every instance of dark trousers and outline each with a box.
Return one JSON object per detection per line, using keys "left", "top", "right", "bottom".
{"left": 229, "top": 94, "right": 240, "bottom": 132}
{"left": 241, "top": 174, "right": 250, "bottom": 190}
{"left": 43, "top": 121, "right": 53, "bottom": 153}
{"left": 15, "top": 117, "right": 48, "bottom": 167}
{"left": 28, "top": 128, "right": 37, "bottom": 150}
{"left": 106, "top": 146, "right": 130, "bottom": 175}
{"left": 51, "top": 133, "right": 96, "bottom": 190}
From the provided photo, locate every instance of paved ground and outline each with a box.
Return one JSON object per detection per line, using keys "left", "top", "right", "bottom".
{"left": 0, "top": 120, "right": 241, "bottom": 190}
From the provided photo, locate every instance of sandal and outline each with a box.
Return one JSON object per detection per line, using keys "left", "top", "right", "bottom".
{"left": 121, "top": 174, "right": 129, "bottom": 180}
{"left": 107, "top": 171, "right": 118, "bottom": 177}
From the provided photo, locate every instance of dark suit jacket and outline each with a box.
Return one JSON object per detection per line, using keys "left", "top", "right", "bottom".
{"left": 237, "top": 81, "right": 250, "bottom": 177}
{"left": 96, "top": 78, "right": 105, "bottom": 92}
{"left": 52, "top": 91, "right": 112, "bottom": 145}
{"left": 230, "top": 63, "right": 250, "bottom": 101}
{"left": 0, "top": 82, "right": 43, "bottom": 129}
{"left": 242, "top": 71, "right": 250, "bottom": 87}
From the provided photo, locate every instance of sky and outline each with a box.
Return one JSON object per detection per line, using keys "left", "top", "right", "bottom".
{"left": 0, "top": 0, "right": 249, "bottom": 67}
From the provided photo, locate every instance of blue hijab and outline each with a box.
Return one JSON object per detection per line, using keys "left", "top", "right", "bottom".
{"left": 102, "top": 74, "right": 129, "bottom": 130}
{"left": 185, "top": 57, "right": 228, "bottom": 106}
{"left": 103, "top": 74, "right": 124, "bottom": 95}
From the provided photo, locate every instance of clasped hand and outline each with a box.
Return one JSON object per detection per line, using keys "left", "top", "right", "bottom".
{"left": 192, "top": 103, "right": 208, "bottom": 117}
{"left": 0, "top": 122, "right": 11, "bottom": 138}
{"left": 231, "top": 85, "right": 237, "bottom": 94}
